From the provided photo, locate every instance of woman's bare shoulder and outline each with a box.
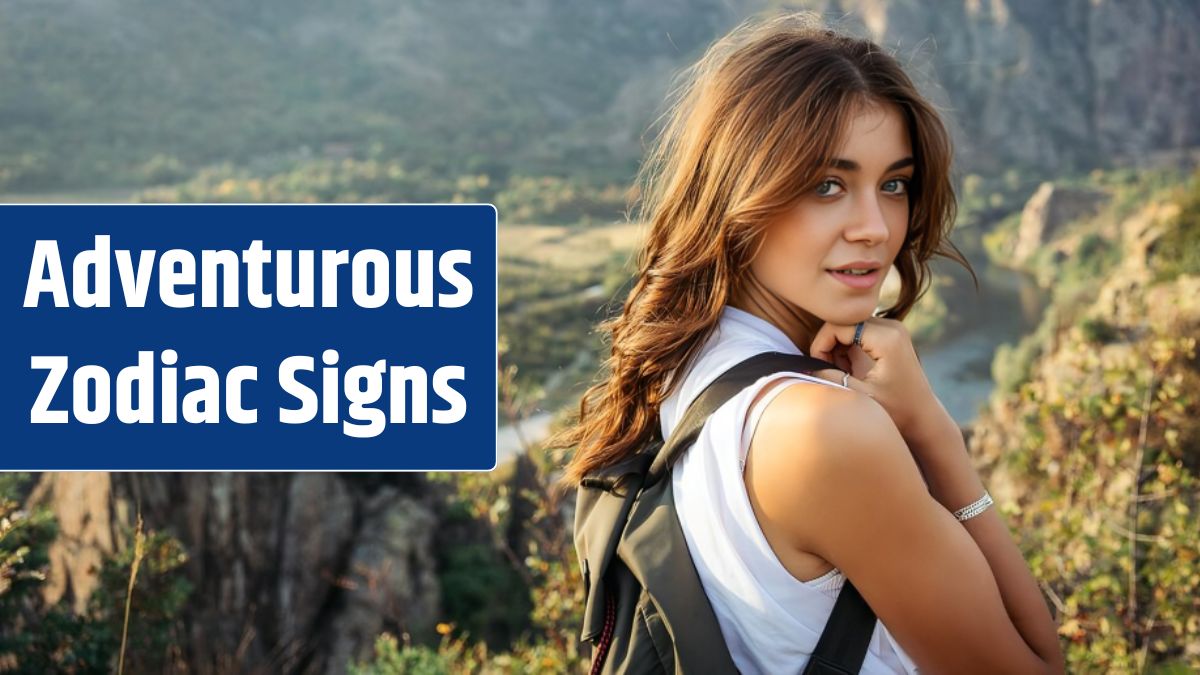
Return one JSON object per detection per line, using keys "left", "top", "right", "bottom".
{"left": 749, "top": 378, "right": 912, "bottom": 480}
{"left": 744, "top": 379, "right": 1055, "bottom": 672}
{"left": 745, "top": 379, "right": 922, "bottom": 548}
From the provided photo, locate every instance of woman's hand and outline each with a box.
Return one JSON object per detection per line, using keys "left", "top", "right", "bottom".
{"left": 806, "top": 317, "right": 953, "bottom": 449}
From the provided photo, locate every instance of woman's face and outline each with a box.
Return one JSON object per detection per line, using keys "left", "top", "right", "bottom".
{"left": 749, "top": 101, "right": 913, "bottom": 326}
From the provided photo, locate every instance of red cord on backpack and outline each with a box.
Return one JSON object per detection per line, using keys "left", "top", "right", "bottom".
{"left": 589, "top": 585, "right": 617, "bottom": 675}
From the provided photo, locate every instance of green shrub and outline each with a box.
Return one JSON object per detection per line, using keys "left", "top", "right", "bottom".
{"left": 438, "top": 543, "right": 533, "bottom": 649}
{"left": 0, "top": 474, "right": 191, "bottom": 673}
{"left": 1079, "top": 317, "right": 1120, "bottom": 345}
{"left": 1152, "top": 171, "right": 1200, "bottom": 283}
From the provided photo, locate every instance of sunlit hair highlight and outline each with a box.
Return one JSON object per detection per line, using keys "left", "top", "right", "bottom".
{"left": 549, "top": 11, "right": 976, "bottom": 489}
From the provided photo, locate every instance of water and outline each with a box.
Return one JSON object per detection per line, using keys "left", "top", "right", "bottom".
{"left": 920, "top": 252, "right": 1048, "bottom": 425}
{"left": 497, "top": 411, "right": 554, "bottom": 465}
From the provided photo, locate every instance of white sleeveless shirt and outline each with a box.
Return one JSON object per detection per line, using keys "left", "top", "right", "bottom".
{"left": 660, "top": 305, "right": 920, "bottom": 674}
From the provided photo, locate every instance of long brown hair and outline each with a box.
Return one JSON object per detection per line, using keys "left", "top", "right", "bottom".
{"left": 549, "top": 11, "right": 976, "bottom": 488}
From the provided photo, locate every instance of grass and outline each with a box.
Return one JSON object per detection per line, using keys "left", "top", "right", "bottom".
{"left": 118, "top": 512, "right": 147, "bottom": 675}
{"left": 498, "top": 222, "right": 645, "bottom": 269}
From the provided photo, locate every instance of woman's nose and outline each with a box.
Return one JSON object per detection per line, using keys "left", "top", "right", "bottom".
{"left": 847, "top": 195, "right": 891, "bottom": 245}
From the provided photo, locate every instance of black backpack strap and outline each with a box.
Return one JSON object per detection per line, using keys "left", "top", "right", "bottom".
{"left": 646, "top": 350, "right": 842, "bottom": 487}
{"left": 576, "top": 351, "right": 828, "bottom": 646}
{"left": 652, "top": 349, "right": 881, "bottom": 674}
{"left": 802, "top": 581, "right": 878, "bottom": 674}
{"left": 580, "top": 348, "right": 880, "bottom": 674}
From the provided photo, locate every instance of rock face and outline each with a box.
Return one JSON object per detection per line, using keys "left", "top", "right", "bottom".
{"left": 1013, "top": 181, "right": 1110, "bottom": 264}
{"left": 27, "top": 473, "right": 129, "bottom": 614}
{"left": 523, "top": 0, "right": 1200, "bottom": 177}
{"left": 824, "top": 0, "right": 1200, "bottom": 174}
{"left": 28, "top": 472, "right": 442, "bottom": 675}
{"left": 515, "top": 0, "right": 1200, "bottom": 178}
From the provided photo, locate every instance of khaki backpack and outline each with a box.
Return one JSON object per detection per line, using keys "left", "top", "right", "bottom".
{"left": 573, "top": 351, "right": 881, "bottom": 674}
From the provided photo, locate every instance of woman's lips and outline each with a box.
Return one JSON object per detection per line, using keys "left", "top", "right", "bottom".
{"left": 826, "top": 268, "right": 881, "bottom": 289}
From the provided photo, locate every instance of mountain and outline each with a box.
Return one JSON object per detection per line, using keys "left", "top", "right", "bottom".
{"left": 2, "top": 0, "right": 1197, "bottom": 191}
{"left": 0, "top": 0, "right": 738, "bottom": 189}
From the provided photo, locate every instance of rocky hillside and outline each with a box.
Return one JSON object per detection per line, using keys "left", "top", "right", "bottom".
{"left": 824, "top": 0, "right": 1200, "bottom": 173}
{"left": 2, "top": 0, "right": 1197, "bottom": 189}
{"left": 966, "top": 168, "right": 1200, "bottom": 669}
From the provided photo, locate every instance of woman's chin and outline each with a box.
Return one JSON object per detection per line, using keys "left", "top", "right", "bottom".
{"left": 819, "top": 306, "right": 878, "bottom": 327}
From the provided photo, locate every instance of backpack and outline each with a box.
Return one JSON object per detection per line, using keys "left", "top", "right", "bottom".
{"left": 573, "top": 351, "right": 880, "bottom": 674}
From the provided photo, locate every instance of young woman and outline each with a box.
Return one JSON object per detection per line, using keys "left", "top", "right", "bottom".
{"left": 551, "top": 12, "right": 1066, "bottom": 674}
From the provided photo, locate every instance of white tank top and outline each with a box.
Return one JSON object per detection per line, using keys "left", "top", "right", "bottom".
{"left": 660, "top": 305, "right": 920, "bottom": 674}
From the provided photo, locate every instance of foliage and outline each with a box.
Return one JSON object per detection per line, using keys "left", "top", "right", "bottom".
{"left": 1079, "top": 317, "right": 1120, "bottom": 345}
{"left": 981, "top": 209, "right": 1023, "bottom": 264}
{"left": 979, "top": 169, "right": 1200, "bottom": 671}
{"left": 1082, "top": 167, "right": 1196, "bottom": 225}
{"left": 999, "top": 328, "right": 1200, "bottom": 671}
{"left": 137, "top": 158, "right": 630, "bottom": 227}
{"left": 958, "top": 166, "right": 1050, "bottom": 231}
{"left": 991, "top": 302, "right": 1056, "bottom": 397}
{"left": 435, "top": 538, "right": 533, "bottom": 648}
{"left": 1151, "top": 170, "right": 1200, "bottom": 284}
{"left": 0, "top": 474, "right": 191, "bottom": 674}
{"left": 988, "top": 168, "right": 1195, "bottom": 398}
{"left": 0, "top": 474, "right": 55, "bottom": 629}
{"left": 358, "top": 454, "right": 586, "bottom": 673}
{"left": 138, "top": 159, "right": 491, "bottom": 205}
{"left": 904, "top": 273, "right": 951, "bottom": 346}
{"left": 354, "top": 343, "right": 587, "bottom": 673}
{"left": 981, "top": 167, "right": 1193, "bottom": 281}
{"left": 349, "top": 630, "right": 576, "bottom": 675}
{"left": 494, "top": 175, "right": 629, "bottom": 225}
{"left": 498, "top": 237, "right": 633, "bottom": 411}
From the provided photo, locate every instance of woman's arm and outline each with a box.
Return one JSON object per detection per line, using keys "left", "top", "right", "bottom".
{"left": 746, "top": 383, "right": 1067, "bottom": 674}
{"left": 905, "top": 411, "right": 1067, "bottom": 674}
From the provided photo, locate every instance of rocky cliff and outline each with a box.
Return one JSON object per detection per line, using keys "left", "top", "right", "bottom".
{"left": 821, "top": 0, "right": 1200, "bottom": 174}
{"left": 28, "top": 472, "right": 443, "bottom": 674}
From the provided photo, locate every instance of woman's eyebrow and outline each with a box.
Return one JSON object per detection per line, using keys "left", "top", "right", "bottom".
{"left": 825, "top": 156, "right": 915, "bottom": 172}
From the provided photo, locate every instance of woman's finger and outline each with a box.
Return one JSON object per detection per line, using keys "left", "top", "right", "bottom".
{"left": 845, "top": 319, "right": 894, "bottom": 363}
{"left": 804, "top": 367, "right": 844, "bottom": 389}
{"left": 840, "top": 371, "right": 874, "bottom": 397}
{"left": 847, "top": 342, "right": 877, "bottom": 378}
{"left": 806, "top": 367, "right": 842, "bottom": 385}
{"left": 810, "top": 318, "right": 890, "bottom": 365}
{"left": 807, "top": 321, "right": 857, "bottom": 363}
{"left": 805, "top": 368, "right": 873, "bottom": 398}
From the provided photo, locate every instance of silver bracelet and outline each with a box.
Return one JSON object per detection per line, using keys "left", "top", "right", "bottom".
{"left": 952, "top": 490, "right": 993, "bottom": 521}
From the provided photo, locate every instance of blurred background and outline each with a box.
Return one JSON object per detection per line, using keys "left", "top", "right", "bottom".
{"left": 1, "top": 1, "right": 1198, "bottom": 673}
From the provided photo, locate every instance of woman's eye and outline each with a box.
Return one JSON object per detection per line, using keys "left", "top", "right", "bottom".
{"left": 815, "top": 179, "right": 844, "bottom": 197}
{"left": 883, "top": 178, "right": 910, "bottom": 195}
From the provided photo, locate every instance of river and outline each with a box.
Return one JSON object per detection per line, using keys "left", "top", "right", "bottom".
{"left": 918, "top": 251, "right": 1048, "bottom": 425}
